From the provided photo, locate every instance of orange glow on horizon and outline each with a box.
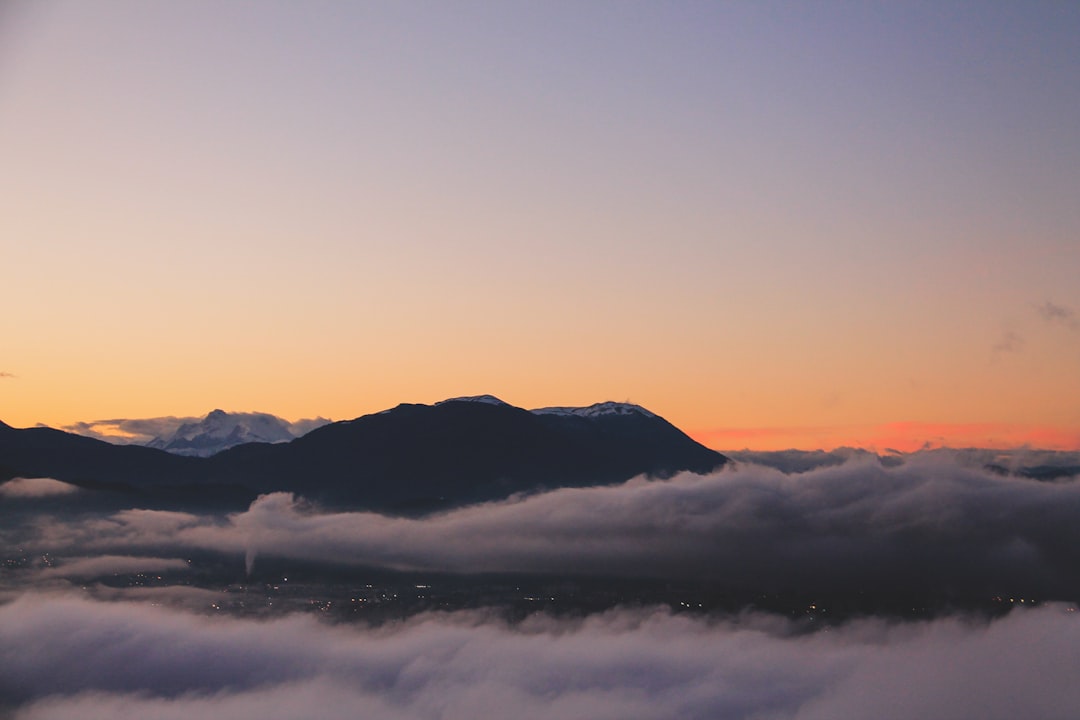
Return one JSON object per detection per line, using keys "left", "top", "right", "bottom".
{"left": 691, "top": 422, "right": 1080, "bottom": 453}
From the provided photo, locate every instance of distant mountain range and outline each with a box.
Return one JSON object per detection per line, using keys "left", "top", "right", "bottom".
{"left": 60, "top": 411, "right": 330, "bottom": 457}
{"left": 0, "top": 397, "right": 728, "bottom": 512}
{"left": 143, "top": 410, "right": 327, "bottom": 457}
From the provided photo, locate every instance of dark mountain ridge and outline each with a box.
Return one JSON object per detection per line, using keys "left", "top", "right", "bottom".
{"left": 0, "top": 398, "right": 727, "bottom": 512}
{"left": 0, "top": 424, "right": 200, "bottom": 489}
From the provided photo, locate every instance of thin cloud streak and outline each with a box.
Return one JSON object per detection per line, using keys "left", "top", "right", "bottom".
{"left": 992, "top": 329, "right": 1024, "bottom": 355}
{"left": 0, "top": 477, "right": 80, "bottom": 498}
{"left": 692, "top": 421, "right": 1080, "bottom": 452}
{"left": 57, "top": 417, "right": 194, "bottom": 444}
{"left": 60, "top": 413, "right": 330, "bottom": 445}
{"left": 1037, "top": 301, "right": 1079, "bottom": 329}
{"left": 38, "top": 556, "right": 191, "bottom": 580}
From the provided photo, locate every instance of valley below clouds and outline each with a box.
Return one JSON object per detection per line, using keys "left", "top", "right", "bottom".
{"left": 4, "top": 454, "right": 1080, "bottom": 718}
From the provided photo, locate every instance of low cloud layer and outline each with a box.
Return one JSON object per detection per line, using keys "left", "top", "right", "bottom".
{"left": 15, "top": 454, "right": 1080, "bottom": 597}
{"left": 727, "top": 447, "right": 1080, "bottom": 476}
{"left": 1, "top": 594, "right": 1078, "bottom": 720}
{"left": 6, "top": 454, "right": 1080, "bottom": 717}
{"left": 0, "top": 477, "right": 80, "bottom": 498}
{"left": 39, "top": 555, "right": 191, "bottom": 580}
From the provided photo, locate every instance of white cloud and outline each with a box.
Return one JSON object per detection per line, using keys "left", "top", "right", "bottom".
{"left": 16, "top": 454, "right": 1080, "bottom": 597}
{"left": 0, "top": 477, "right": 80, "bottom": 498}
{"left": 2, "top": 594, "right": 1079, "bottom": 720}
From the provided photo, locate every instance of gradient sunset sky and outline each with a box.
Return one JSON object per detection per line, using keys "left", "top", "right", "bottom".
{"left": 2, "top": 1, "right": 1079, "bottom": 450}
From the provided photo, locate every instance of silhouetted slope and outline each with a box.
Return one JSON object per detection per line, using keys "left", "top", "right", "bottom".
{"left": 206, "top": 400, "right": 726, "bottom": 510}
{"left": 0, "top": 423, "right": 200, "bottom": 490}
{"left": 0, "top": 398, "right": 728, "bottom": 511}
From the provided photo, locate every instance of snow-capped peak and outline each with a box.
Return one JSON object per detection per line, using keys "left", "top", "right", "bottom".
{"left": 436, "top": 395, "right": 510, "bottom": 407}
{"left": 530, "top": 401, "right": 657, "bottom": 419}
{"left": 145, "top": 411, "right": 329, "bottom": 457}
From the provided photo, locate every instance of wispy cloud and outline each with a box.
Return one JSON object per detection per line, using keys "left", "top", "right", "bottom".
{"left": 693, "top": 420, "right": 1080, "bottom": 452}
{"left": 0, "top": 371, "right": 15, "bottom": 379}
{"left": 60, "top": 417, "right": 197, "bottom": 444}
{"left": 1037, "top": 301, "right": 1079, "bottom": 330}
{"left": 992, "top": 329, "right": 1024, "bottom": 355}
{"left": 61, "top": 413, "right": 331, "bottom": 446}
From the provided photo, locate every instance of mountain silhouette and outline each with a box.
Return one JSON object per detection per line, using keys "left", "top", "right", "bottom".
{"left": 0, "top": 397, "right": 727, "bottom": 512}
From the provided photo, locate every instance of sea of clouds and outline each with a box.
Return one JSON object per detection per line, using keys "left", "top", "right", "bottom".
{"left": 4, "top": 452, "right": 1080, "bottom": 718}
{"left": 2, "top": 595, "right": 1079, "bottom": 719}
{"left": 8, "top": 452, "right": 1080, "bottom": 595}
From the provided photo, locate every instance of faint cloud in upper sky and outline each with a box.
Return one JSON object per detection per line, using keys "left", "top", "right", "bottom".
{"left": 992, "top": 329, "right": 1024, "bottom": 356}
{"left": 1037, "top": 301, "right": 1079, "bottom": 330}
{"left": 820, "top": 390, "right": 844, "bottom": 409}
{"left": 0, "top": 371, "right": 15, "bottom": 379}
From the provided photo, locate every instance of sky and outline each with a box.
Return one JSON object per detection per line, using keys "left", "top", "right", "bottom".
{"left": 2, "top": 1, "right": 1079, "bottom": 450}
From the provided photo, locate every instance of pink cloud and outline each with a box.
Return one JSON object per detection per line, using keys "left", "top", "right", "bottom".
{"left": 691, "top": 423, "right": 1080, "bottom": 452}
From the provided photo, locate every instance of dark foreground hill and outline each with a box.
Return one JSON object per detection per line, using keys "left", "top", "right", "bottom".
{"left": 0, "top": 399, "right": 726, "bottom": 512}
